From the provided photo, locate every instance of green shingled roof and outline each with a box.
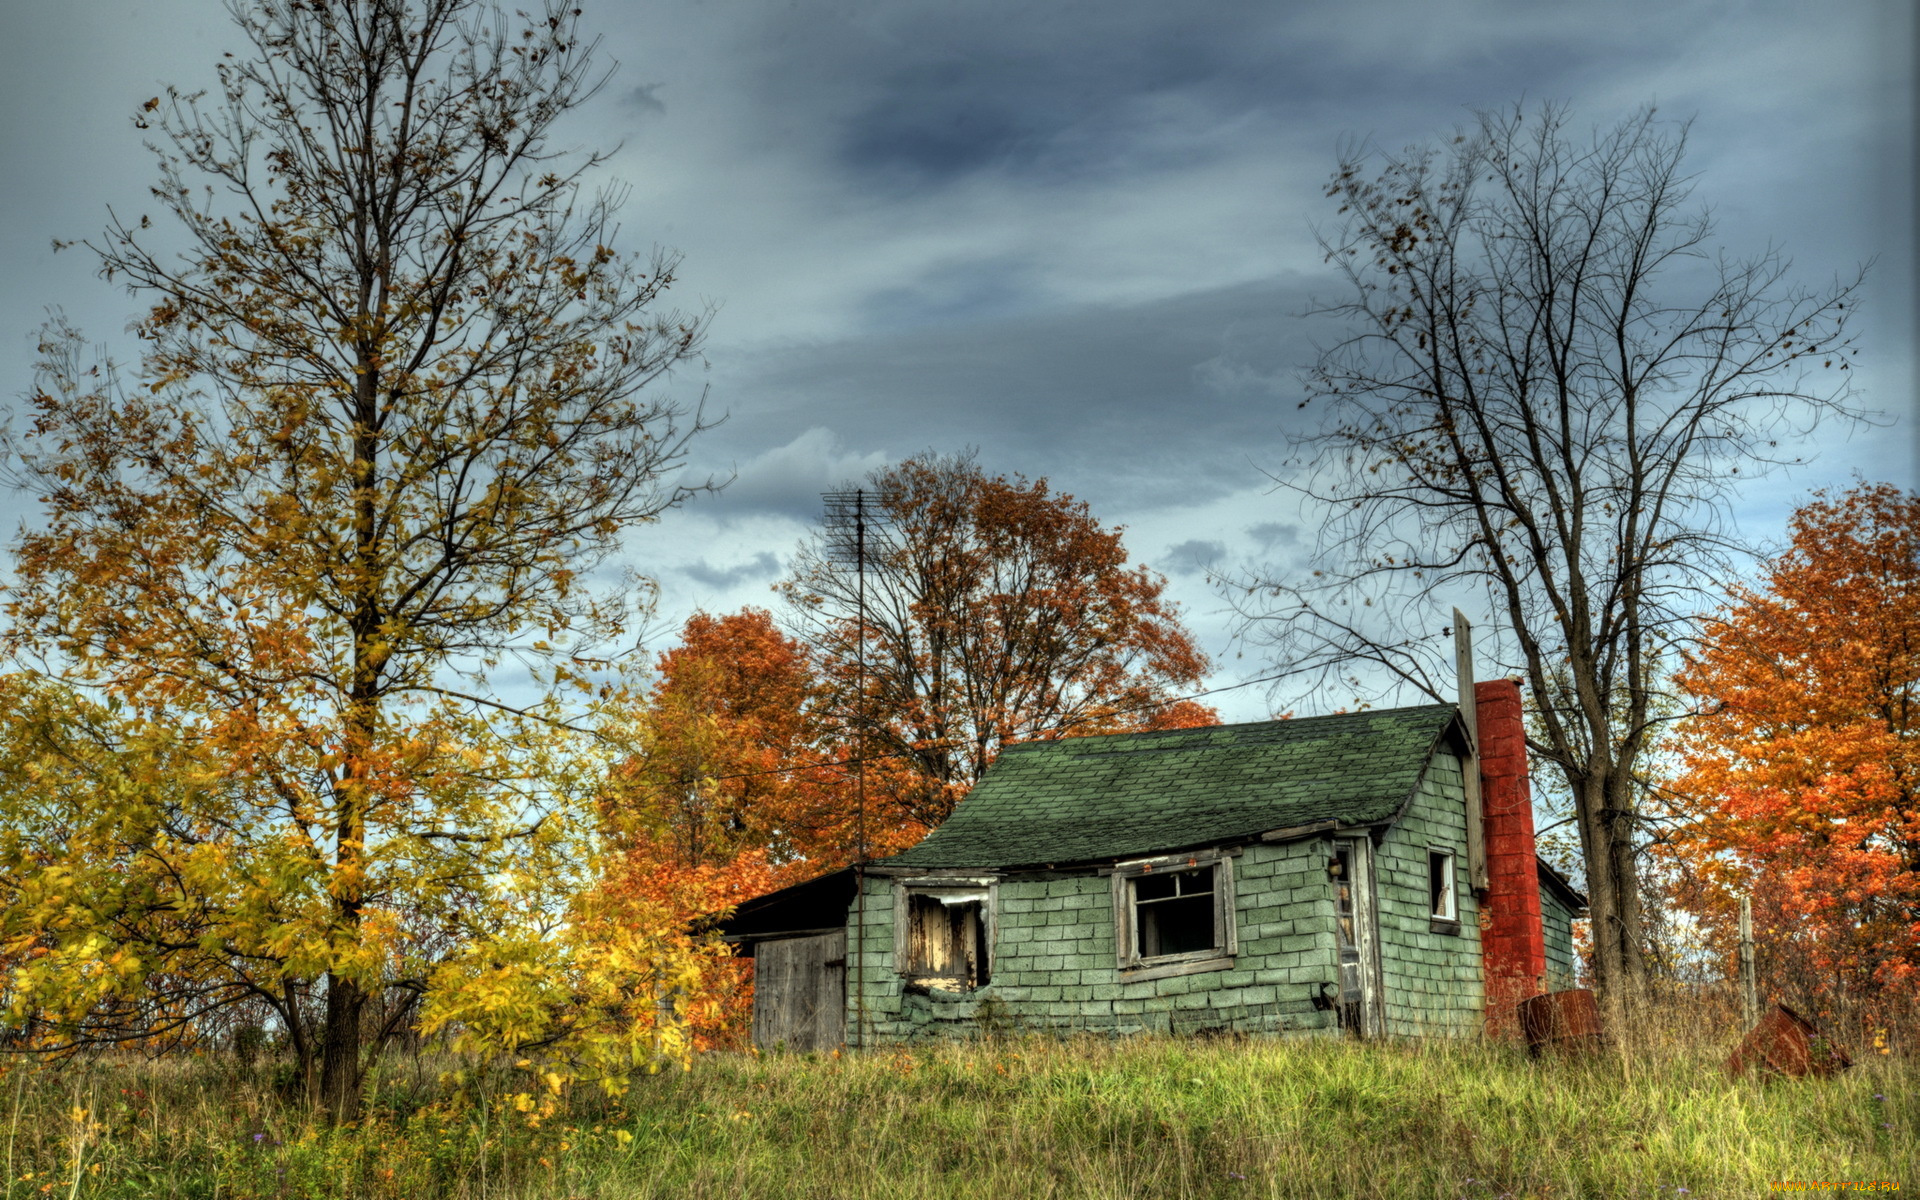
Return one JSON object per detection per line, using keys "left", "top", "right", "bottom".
{"left": 882, "top": 704, "right": 1461, "bottom": 869}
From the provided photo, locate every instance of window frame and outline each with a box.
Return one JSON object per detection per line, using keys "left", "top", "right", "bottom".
{"left": 893, "top": 878, "right": 997, "bottom": 991}
{"left": 1427, "top": 846, "right": 1459, "bottom": 931}
{"left": 1111, "top": 852, "right": 1237, "bottom": 981}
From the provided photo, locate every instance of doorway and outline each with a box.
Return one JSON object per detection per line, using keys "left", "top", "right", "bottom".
{"left": 1332, "top": 839, "right": 1384, "bottom": 1037}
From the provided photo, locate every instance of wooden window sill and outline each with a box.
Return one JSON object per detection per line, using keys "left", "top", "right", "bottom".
{"left": 1118, "top": 954, "right": 1235, "bottom": 983}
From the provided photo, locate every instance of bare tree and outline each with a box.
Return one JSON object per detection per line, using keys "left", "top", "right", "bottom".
{"left": 1228, "top": 103, "right": 1866, "bottom": 996}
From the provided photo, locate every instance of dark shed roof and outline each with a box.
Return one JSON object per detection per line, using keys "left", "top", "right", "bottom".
{"left": 718, "top": 866, "right": 858, "bottom": 944}
{"left": 882, "top": 704, "right": 1461, "bottom": 870}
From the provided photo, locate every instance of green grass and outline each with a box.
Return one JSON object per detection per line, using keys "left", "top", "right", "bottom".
{"left": 2, "top": 1031, "right": 1911, "bottom": 1199}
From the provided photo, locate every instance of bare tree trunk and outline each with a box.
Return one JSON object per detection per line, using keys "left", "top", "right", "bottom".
{"left": 1573, "top": 765, "right": 1648, "bottom": 997}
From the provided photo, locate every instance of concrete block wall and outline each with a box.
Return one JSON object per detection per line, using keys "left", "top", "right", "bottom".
{"left": 844, "top": 838, "right": 1343, "bottom": 1044}
{"left": 1373, "top": 750, "right": 1485, "bottom": 1037}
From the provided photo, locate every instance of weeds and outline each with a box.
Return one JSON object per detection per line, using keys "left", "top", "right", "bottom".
{"left": 0, "top": 1013, "right": 1910, "bottom": 1199}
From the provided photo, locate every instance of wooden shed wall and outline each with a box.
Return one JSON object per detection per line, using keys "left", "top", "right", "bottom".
{"left": 752, "top": 930, "right": 846, "bottom": 1052}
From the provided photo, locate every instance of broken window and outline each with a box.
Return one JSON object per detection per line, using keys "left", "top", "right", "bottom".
{"left": 1428, "top": 848, "right": 1458, "bottom": 922}
{"left": 901, "top": 889, "right": 990, "bottom": 991}
{"left": 1114, "top": 854, "right": 1235, "bottom": 972}
{"left": 1134, "top": 866, "right": 1216, "bottom": 957}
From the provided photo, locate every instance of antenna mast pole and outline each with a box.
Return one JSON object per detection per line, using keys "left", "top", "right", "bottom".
{"left": 856, "top": 489, "right": 867, "bottom": 867}
{"left": 823, "top": 487, "right": 874, "bottom": 1048}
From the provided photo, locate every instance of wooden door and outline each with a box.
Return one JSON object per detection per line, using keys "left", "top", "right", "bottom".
{"left": 1333, "top": 839, "right": 1385, "bottom": 1037}
{"left": 752, "top": 930, "right": 846, "bottom": 1052}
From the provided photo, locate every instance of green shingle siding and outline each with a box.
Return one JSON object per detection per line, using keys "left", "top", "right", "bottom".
{"left": 1372, "top": 750, "right": 1484, "bottom": 1037}
{"left": 848, "top": 839, "right": 1345, "bottom": 1043}
{"left": 1542, "top": 881, "right": 1578, "bottom": 991}
{"left": 828, "top": 702, "right": 1499, "bottom": 1044}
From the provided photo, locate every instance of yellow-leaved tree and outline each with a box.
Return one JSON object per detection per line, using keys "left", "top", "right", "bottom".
{"left": 0, "top": 0, "right": 712, "bottom": 1121}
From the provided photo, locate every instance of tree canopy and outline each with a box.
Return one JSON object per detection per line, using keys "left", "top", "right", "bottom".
{"left": 1, "top": 0, "right": 711, "bottom": 1120}
{"left": 1667, "top": 484, "right": 1920, "bottom": 1012}
{"left": 782, "top": 452, "right": 1215, "bottom": 830}
{"left": 1229, "top": 102, "right": 1865, "bottom": 995}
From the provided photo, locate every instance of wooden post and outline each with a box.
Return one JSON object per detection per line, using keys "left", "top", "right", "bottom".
{"left": 1738, "top": 894, "right": 1757, "bottom": 1028}
{"left": 1453, "top": 609, "right": 1489, "bottom": 895}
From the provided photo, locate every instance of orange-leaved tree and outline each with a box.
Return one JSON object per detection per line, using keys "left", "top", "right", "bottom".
{"left": 1667, "top": 483, "right": 1920, "bottom": 1015}
{"left": 781, "top": 452, "right": 1215, "bottom": 829}
{"left": 604, "top": 608, "right": 921, "bottom": 872}
{"left": 0, "top": 0, "right": 710, "bottom": 1120}
{"left": 597, "top": 608, "right": 923, "bottom": 1047}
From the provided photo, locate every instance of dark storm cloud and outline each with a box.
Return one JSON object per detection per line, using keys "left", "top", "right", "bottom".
{"left": 1162, "top": 539, "right": 1227, "bottom": 575}
{"left": 1247, "top": 522, "right": 1300, "bottom": 551}
{"left": 622, "top": 83, "right": 667, "bottom": 117}
{"left": 698, "top": 273, "right": 1330, "bottom": 514}
{"left": 680, "top": 551, "right": 782, "bottom": 589}
{"left": 728, "top": 0, "right": 1727, "bottom": 194}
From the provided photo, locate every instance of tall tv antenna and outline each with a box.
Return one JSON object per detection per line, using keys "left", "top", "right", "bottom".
{"left": 821, "top": 487, "right": 878, "bottom": 1047}
{"left": 820, "top": 488, "right": 873, "bottom": 866}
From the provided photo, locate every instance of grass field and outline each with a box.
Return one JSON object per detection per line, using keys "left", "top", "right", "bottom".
{"left": 2, "top": 1022, "right": 1911, "bottom": 1199}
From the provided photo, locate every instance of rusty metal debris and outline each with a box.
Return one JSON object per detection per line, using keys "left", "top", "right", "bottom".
{"left": 1518, "top": 988, "right": 1605, "bottom": 1056}
{"left": 1725, "top": 1002, "right": 1853, "bottom": 1079}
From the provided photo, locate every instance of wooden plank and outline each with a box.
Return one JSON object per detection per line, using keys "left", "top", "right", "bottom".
{"left": 752, "top": 931, "right": 847, "bottom": 1052}
{"left": 1455, "top": 608, "right": 1490, "bottom": 895}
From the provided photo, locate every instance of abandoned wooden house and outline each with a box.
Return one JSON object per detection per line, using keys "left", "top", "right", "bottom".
{"left": 721, "top": 676, "right": 1587, "bottom": 1050}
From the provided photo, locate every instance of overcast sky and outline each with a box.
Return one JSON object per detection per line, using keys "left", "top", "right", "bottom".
{"left": 1, "top": 0, "right": 1914, "bottom": 720}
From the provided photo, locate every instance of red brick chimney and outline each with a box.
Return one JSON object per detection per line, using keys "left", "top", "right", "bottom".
{"left": 1476, "top": 677, "right": 1546, "bottom": 1037}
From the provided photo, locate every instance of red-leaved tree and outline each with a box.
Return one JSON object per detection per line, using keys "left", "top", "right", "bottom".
{"left": 1667, "top": 483, "right": 1920, "bottom": 1020}
{"left": 782, "top": 452, "right": 1216, "bottom": 828}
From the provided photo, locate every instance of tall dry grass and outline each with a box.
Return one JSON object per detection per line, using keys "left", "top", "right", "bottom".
{"left": 0, "top": 995, "right": 1911, "bottom": 1199}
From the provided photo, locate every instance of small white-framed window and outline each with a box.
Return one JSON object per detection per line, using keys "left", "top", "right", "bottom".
{"left": 1112, "top": 853, "right": 1236, "bottom": 977}
{"left": 1428, "top": 848, "right": 1458, "bottom": 922}
{"left": 894, "top": 881, "right": 994, "bottom": 991}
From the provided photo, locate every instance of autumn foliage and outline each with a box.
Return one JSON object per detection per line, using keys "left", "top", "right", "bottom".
{"left": 1667, "top": 484, "right": 1920, "bottom": 1016}
{"left": 0, "top": 0, "right": 711, "bottom": 1119}
{"left": 605, "top": 608, "right": 927, "bottom": 873}
{"left": 782, "top": 452, "right": 1215, "bottom": 829}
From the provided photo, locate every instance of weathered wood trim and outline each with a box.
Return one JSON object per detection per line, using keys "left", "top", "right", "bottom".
{"left": 1218, "top": 852, "right": 1238, "bottom": 956}
{"left": 1454, "top": 608, "right": 1490, "bottom": 896}
{"left": 984, "top": 880, "right": 1000, "bottom": 981}
{"left": 865, "top": 865, "right": 1001, "bottom": 879}
{"left": 1259, "top": 820, "right": 1340, "bottom": 843}
{"left": 1110, "top": 851, "right": 1236, "bottom": 971}
{"left": 1104, "top": 845, "right": 1243, "bottom": 873}
{"left": 1118, "top": 954, "right": 1235, "bottom": 983}
{"left": 892, "top": 882, "right": 909, "bottom": 975}
{"left": 725, "top": 926, "right": 844, "bottom": 946}
{"left": 1337, "top": 834, "right": 1386, "bottom": 1038}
